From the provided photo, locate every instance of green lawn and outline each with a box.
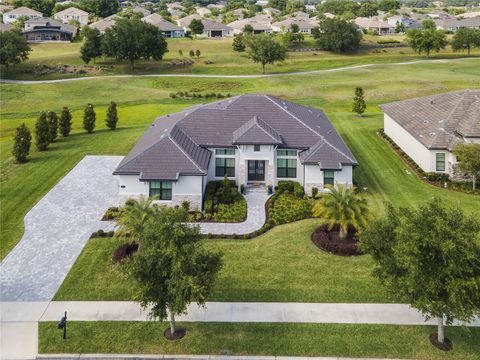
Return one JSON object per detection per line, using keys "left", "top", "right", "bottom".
{"left": 38, "top": 321, "right": 480, "bottom": 360}
{"left": 54, "top": 219, "right": 391, "bottom": 302}
{"left": 3, "top": 36, "right": 480, "bottom": 79}
{"left": 1, "top": 60, "right": 479, "bottom": 260}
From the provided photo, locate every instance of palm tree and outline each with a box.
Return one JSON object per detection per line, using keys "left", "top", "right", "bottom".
{"left": 313, "top": 185, "right": 370, "bottom": 239}
{"left": 115, "top": 196, "right": 156, "bottom": 246}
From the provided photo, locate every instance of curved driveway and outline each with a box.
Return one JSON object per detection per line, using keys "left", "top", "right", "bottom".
{"left": 0, "top": 156, "right": 122, "bottom": 301}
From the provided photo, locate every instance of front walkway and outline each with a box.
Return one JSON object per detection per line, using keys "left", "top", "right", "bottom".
{"left": 0, "top": 156, "right": 122, "bottom": 302}
{"left": 198, "top": 186, "right": 270, "bottom": 235}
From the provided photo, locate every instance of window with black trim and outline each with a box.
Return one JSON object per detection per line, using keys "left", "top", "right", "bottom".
{"left": 323, "top": 170, "right": 334, "bottom": 186}
{"left": 149, "top": 181, "right": 172, "bottom": 200}
{"left": 254, "top": 145, "right": 260, "bottom": 152}
{"left": 436, "top": 153, "right": 445, "bottom": 172}
{"left": 215, "top": 148, "right": 235, "bottom": 155}
{"left": 277, "top": 158, "right": 297, "bottom": 178}
{"left": 215, "top": 158, "right": 235, "bottom": 177}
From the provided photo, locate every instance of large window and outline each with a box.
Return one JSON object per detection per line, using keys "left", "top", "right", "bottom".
{"left": 276, "top": 149, "right": 297, "bottom": 178}
{"left": 216, "top": 158, "right": 235, "bottom": 177}
{"left": 323, "top": 170, "right": 335, "bottom": 186}
{"left": 436, "top": 153, "right": 445, "bottom": 172}
{"left": 215, "top": 148, "right": 235, "bottom": 155}
{"left": 149, "top": 181, "right": 172, "bottom": 200}
{"left": 277, "top": 150, "right": 297, "bottom": 157}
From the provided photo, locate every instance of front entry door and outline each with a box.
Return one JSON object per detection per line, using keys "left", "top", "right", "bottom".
{"left": 248, "top": 160, "right": 265, "bottom": 182}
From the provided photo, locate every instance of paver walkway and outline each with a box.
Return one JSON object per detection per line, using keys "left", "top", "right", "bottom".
{"left": 37, "top": 301, "right": 480, "bottom": 326}
{"left": 198, "top": 186, "right": 270, "bottom": 235}
{"left": 0, "top": 156, "right": 122, "bottom": 302}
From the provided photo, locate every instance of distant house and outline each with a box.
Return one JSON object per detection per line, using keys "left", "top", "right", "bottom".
{"left": 434, "top": 17, "right": 480, "bottom": 31}
{"left": 3, "top": 6, "right": 42, "bottom": 24}
{"left": 228, "top": 14, "right": 272, "bottom": 34}
{"left": 0, "top": 23, "right": 13, "bottom": 32}
{"left": 178, "top": 15, "right": 232, "bottom": 37}
{"left": 54, "top": 7, "right": 89, "bottom": 26}
{"left": 113, "top": 95, "right": 357, "bottom": 209}
{"left": 272, "top": 17, "right": 317, "bottom": 33}
{"left": 381, "top": 90, "right": 480, "bottom": 179}
{"left": 263, "top": 8, "right": 281, "bottom": 17}
{"left": 126, "top": 6, "right": 151, "bottom": 17}
{"left": 24, "top": 17, "right": 77, "bottom": 42}
{"left": 88, "top": 15, "right": 118, "bottom": 33}
{"left": 456, "top": 11, "right": 480, "bottom": 18}
{"left": 290, "top": 11, "right": 310, "bottom": 20}
{"left": 196, "top": 7, "right": 211, "bottom": 17}
{"left": 387, "top": 15, "right": 422, "bottom": 31}
{"left": 142, "top": 13, "right": 185, "bottom": 38}
{"left": 354, "top": 16, "right": 395, "bottom": 34}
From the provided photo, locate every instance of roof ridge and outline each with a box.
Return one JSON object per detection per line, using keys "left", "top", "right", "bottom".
{"left": 264, "top": 95, "right": 355, "bottom": 163}
{"left": 168, "top": 129, "right": 205, "bottom": 173}
{"left": 255, "top": 116, "right": 282, "bottom": 142}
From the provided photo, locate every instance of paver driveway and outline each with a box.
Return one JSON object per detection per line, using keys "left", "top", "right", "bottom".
{"left": 0, "top": 156, "right": 122, "bottom": 301}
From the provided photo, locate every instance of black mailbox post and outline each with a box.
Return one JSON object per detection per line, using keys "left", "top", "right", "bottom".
{"left": 58, "top": 311, "right": 67, "bottom": 339}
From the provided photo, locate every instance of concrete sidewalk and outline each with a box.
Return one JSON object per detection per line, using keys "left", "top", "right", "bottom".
{"left": 38, "top": 302, "right": 480, "bottom": 326}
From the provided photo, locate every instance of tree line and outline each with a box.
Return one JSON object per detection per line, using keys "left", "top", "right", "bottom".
{"left": 12, "top": 102, "right": 118, "bottom": 163}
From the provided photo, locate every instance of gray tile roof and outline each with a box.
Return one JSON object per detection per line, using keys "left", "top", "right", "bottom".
{"left": 381, "top": 89, "right": 480, "bottom": 150}
{"left": 142, "top": 13, "right": 183, "bottom": 31}
{"left": 114, "top": 95, "right": 357, "bottom": 179}
{"left": 232, "top": 116, "right": 283, "bottom": 145}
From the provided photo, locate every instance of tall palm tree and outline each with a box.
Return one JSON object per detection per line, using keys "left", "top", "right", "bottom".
{"left": 313, "top": 185, "right": 370, "bottom": 239}
{"left": 115, "top": 196, "right": 156, "bottom": 246}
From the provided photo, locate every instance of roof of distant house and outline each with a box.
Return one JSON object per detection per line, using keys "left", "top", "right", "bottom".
{"left": 114, "top": 94, "right": 357, "bottom": 179}
{"left": 142, "top": 13, "right": 183, "bottom": 31}
{"left": 354, "top": 16, "right": 394, "bottom": 29}
{"left": 54, "top": 7, "right": 88, "bottom": 17}
{"left": 228, "top": 14, "right": 272, "bottom": 31}
{"left": 272, "top": 17, "right": 317, "bottom": 30}
{"left": 381, "top": 90, "right": 480, "bottom": 150}
{"left": 0, "top": 23, "right": 13, "bottom": 31}
{"left": 24, "top": 17, "right": 77, "bottom": 35}
{"left": 5, "top": 6, "right": 42, "bottom": 16}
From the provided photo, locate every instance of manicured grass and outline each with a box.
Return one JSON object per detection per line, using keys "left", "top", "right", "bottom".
{"left": 1, "top": 60, "right": 479, "bottom": 260}
{"left": 54, "top": 219, "right": 390, "bottom": 302}
{"left": 38, "top": 321, "right": 480, "bottom": 360}
{"left": 3, "top": 36, "right": 480, "bottom": 79}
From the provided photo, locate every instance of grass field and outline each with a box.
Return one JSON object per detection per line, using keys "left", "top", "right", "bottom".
{"left": 3, "top": 35, "right": 480, "bottom": 79}
{"left": 54, "top": 219, "right": 391, "bottom": 302}
{"left": 39, "top": 321, "right": 480, "bottom": 360}
{"left": 1, "top": 60, "right": 479, "bottom": 260}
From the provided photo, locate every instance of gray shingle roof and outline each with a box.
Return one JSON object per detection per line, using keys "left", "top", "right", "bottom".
{"left": 232, "top": 116, "right": 283, "bottom": 145}
{"left": 142, "top": 13, "right": 183, "bottom": 31}
{"left": 114, "top": 94, "right": 357, "bottom": 179}
{"left": 381, "top": 89, "right": 480, "bottom": 150}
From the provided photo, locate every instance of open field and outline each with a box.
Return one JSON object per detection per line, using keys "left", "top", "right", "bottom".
{"left": 39, "top": 321, "right": 480, "bottom": 360}
{"left": 2, "top": 35, "right": 479, "bottom": 79}
{"left": 1, "top": 60, "right": 479, "bottom": 261}
{"left": 54, "top": 219, "right": 391, "bottom": 302}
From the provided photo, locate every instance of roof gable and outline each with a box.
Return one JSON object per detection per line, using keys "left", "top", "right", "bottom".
{"left": 233, "top": 116, "right": 283, "bottom": 144}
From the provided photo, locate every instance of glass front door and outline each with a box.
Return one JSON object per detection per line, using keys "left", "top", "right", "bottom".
{"left": 248, "top": 160, "right": 265, "bottom": 182}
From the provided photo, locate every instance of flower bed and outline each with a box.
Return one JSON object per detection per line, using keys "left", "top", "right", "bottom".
{"left": 269, "top": 181, "right": 313, "bottom": 225}
{"left": 312, "top": 224, "right": 360, "bottom": 256}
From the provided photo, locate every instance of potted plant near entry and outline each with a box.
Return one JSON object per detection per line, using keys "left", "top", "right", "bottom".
{"left": 267, "top": 184, "right": 273, "bottom": 195}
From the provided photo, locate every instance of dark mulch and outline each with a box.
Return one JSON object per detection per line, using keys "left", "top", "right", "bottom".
{"left": 311, "top": 224, "right": 361, "bottom": 256}
{"left": 164, "top": 328, "right": 186, "bottom": 340}
{"left": 430, "top": 333, "right": 453, "bottom": 351}
{"left": 112, "top": 242, "right": 138, "bottom": 263}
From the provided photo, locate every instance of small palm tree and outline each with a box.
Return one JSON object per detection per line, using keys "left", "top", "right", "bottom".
{"left": 313, "top": 185, "right": 370, "bottom": 239}
{"left": 115, "top": 196, "right": 156, "bottom": 246}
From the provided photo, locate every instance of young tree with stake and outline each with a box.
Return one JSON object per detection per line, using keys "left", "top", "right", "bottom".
{"left": 127, "top": 206, "right": 222, "bottom": 339}
{"left": 360, "top": 199, "right": 480, "bottom": 349}
{"left": 106, "top": 101, "right": 119, "bottom": 130}
{"left": 12, "top": 123, "right": 31, "bottom": 163}
{"left": 352, "top": 87, "right": 366, "bottom": 116}
{"left": 83, "top": 104, "right": 96, "bottom": 133}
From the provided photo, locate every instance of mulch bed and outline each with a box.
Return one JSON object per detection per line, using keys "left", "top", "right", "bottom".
{"left": 311, "top": 224, "right": 361, "bottom": 256}
{"left": 112, "top": 242, "right": 139, "bottom": 263}
{"left": 164, "top": 328, "right": 186, "bottom": 340}
{"left": 430, "top": 333, "right": 453, "bottom": 351}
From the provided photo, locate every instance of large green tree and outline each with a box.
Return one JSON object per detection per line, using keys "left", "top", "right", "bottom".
{"left": 102, "top": 18, "right": 168, "bottom": 70}
{"left": 312, "top": 18, "right": 362, "bottom": 53}
{"left": 450, "top": 28, "right": 480, "bottom": 56}
{"left": 453, "top": 143, "right": 480, "bottom": 190}
{"left": 127, "top": 206, "right": 223, "bottom": 338}
{"left": 83, "top": 103, "right": 96, "bottom": 133}
{"left": 352, "top": 87, "right": 366, "bottom": 116}
{"left": 232, "top": 33, "right": 246, "bottom": 52}
{"left": 313, "top": 185, "right": 370, "bottom": 239}
{"left": 12, "top": 0, "right": 56, "bottom": 17}
{"left": 79, "top": 0, "right": 119, "bottom": 18}
{"left": 189, "top": 19, "right": 204, "bottom": 37}
{"left": 360, "top": 199, "right": 480, "bottom": 347}
{"left": 81, "top": 28, "right": 103, "bottom": 64}
{"left": 105, "top": 101, "right": 119, "bottom": 130}
{"left": 0, "top": 29, "right": 31, "bottom": 70}
{"left": 406, "top": 20, "right": 447, "bottom": 59}
{"left": 245, "top": 33, "right": 287, "bottom": 74}
{"left": 12, "top": 123, "right": 32, "bottom": 164}
{"left": 34, "top": 112, "right": 50, "bottom": 151}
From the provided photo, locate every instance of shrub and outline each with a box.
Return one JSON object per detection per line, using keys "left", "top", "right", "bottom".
{"left": 425, "top": 172, "right": 450, "bottom": 182}
{"left": 107, "top": 231, "right": 115, "bottom": 237}
{"left": 311, "top": 187, "right": 318, "bottom": 199}
{"left": 112, "top": 242, "right": 139, "bottom": 263}
{"left": 269, "top": 192, "right": 312, "bottom": 225}
{"left": 46, "top": 111, "right": 58, "bottom": 143}
{"left": 105, "top": 101, "right": 118, "bottom": 130}
{"left": 59, "top": 107, "right": 72, "bottom": 137}
{"left": 83, "top": 103, "right": 96, "bottom": 133}
{"left": 97, "top": 229, "right": 105, "bottom": 237}
{"left": 12, "top": 123, "right": 31, "bottom": 163}
{"left": 181, "top": 200, "right": 190, "bottom": 212}
{"left": 35, "top": 112, "right": 50, "bottom": 151}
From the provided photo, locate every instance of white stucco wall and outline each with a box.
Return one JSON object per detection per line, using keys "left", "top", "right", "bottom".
{"left": 304, "top": 164, "right": 354, "bottom": 194}
{"left": 384, "top": 114, "right": 455, "bottom": 174}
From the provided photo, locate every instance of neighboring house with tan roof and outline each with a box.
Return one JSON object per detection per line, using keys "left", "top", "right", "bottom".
{"left": 178, "top": 15, "right": 232, "bottom": 37}
{"left": 113, "top": 94, "right": 357, "bottom": 210}
{"left": 3, "top": 6, "right": 42, "bottom": 24}
{"left": 381, "top": 90, "right": 480, "bottom": 178}
{"left": 434, "top": 17, "right": 480, "bottom": 31}
{"left": 196, "top": 6, "right": 211, "bottom": 17}
{"left": 142, "top": 13, "right": 184, "bottom": 37}
{"left": 228, "top": 14, "right": 272, "bottom": 34}
{"left": 0, "top": 22, "right": 13, "bottom": 32}
{"left": 272, "top": 17, "right": 317, "bottom": 33}
{"left": 88, "top": 15, "right": 118, "bottom": 33}
{"left": 24, "top": 17, "right": 77, "bottom": 42}
{"left": 54, "top": 7, "right": 89, "bottom": 26}
{"left": 355, "top": 16, "right": 395, "bottom": 34}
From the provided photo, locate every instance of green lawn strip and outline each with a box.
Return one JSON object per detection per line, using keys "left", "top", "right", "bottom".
{"left": 2, "top": 61, "right": 479, "bottom": 259}
{"left": 38, "top": 321, "right": 480, "bottom": 360}
{"left": 54, "top": 219, "right": 390, "bottom": 302}
{"left": 3, "top": 37, "right": 480, "bottom": 80}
